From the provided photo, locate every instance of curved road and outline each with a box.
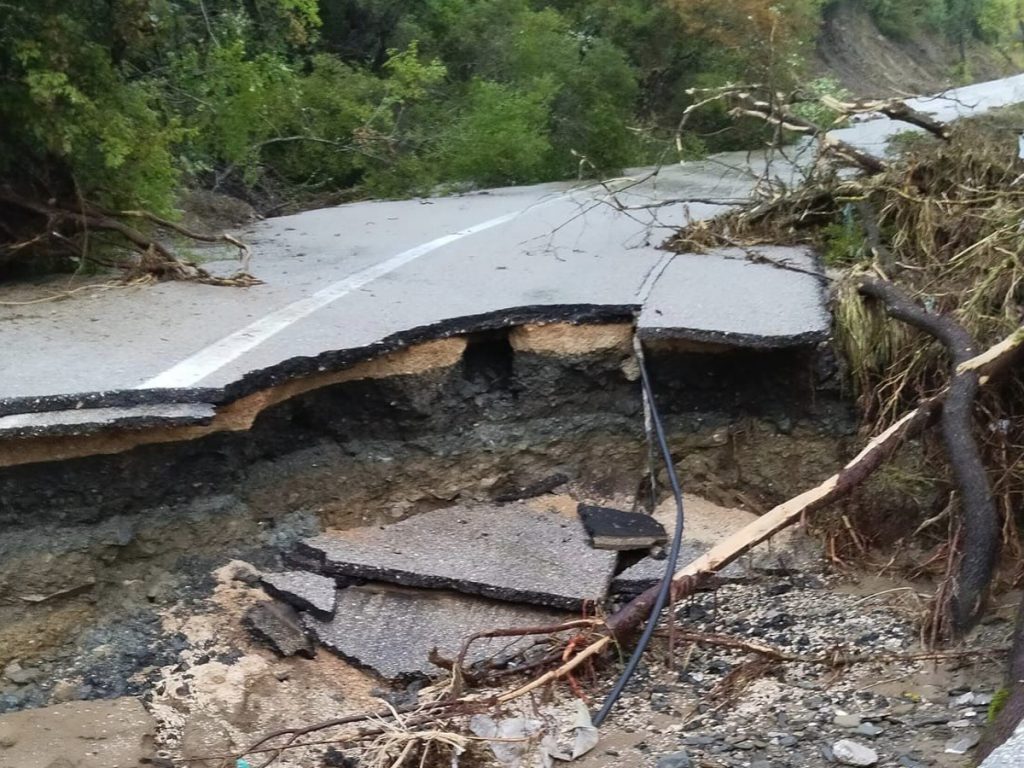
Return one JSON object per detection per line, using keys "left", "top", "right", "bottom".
{"left": 1, "top": 74, "right": 1022, "bottom": 420}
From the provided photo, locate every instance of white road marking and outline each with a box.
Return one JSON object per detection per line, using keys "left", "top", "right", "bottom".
{"left": 139, "top": 207, "right": 535, "bottom": 389}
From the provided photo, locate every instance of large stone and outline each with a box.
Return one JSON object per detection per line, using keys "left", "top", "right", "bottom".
{"left": 260, "top": 571, "right": 337, "bottom": 620}
{"left": 0, "top": 698, "right": 156, "bottom": 768}
{"left": 304, "top": 584, "right": 570, "bottom": 681}
{"left": 298, "top": 504, "right": 616, "bottom": 610}
{"left": 242, "top": 602, "right": 315, "bottom": 658}
{"left": 832, "top": 739, "right": 879, "bottom": 766}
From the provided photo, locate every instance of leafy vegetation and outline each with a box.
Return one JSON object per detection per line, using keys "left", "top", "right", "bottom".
{"left": 0, "top": 0, "right": 1022, "bottom": 278}
{"left": 862, "top": 0, "right": 1023, "bottom": 44}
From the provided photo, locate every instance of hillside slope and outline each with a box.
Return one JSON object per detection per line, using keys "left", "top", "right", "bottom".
{"left": 815, "top": 0, "right": 1020, "bottom": 97}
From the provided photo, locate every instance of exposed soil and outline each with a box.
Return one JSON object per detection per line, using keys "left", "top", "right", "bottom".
{"left": 813, "top": 1, "right": 1020, "bottom": 98}
{"left": 0, "top": 323, "right": 995, "bottom": 767}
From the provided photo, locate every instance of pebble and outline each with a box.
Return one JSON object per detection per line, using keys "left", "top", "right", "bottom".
{"left": 855, "top": 722, "right": 883, "bottom": 738}
{"left": 832, "top": 739, "right": 879, "bottom": 766}
{"left": 834, "top": 714, "right": 862, "bottom": 728}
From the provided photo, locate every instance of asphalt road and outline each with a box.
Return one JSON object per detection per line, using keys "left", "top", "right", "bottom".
{"left": 1, "top": 74, "right": 1022, "bottom": 409}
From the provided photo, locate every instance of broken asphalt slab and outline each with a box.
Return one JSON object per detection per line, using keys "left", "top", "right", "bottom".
{"left": 303, "top": 584, "right": 569, "bottom": 680}
{"left": 577, "top": 504, "right": 668, "bottom": 550}
{"left": 638, "top": 246, "right": 830, "bottom": 348}
{"left": 242, "top": 601, "right": 315, "bottom": 659}
{"left": 0, "top": 402, "right": 216, "bottom": 439}
{"left": 260, "top": 570, "right": 337, "bottom": 620}
{"left": 298, "top": 504, "right": 617, "bottom": 610}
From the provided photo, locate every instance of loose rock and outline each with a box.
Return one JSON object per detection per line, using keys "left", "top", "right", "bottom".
{"left": 655, "top": 750, "right": 691, "bottom": 768}
{"left": 832, "top": 739, "right": 879, "bottom": 766}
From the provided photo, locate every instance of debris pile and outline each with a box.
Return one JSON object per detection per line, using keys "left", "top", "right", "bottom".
{"left": 245, "top": 502, "right": 625, "bottom": 680}
{"left": 241, "top": 497, "right": 810, "bottom": 684}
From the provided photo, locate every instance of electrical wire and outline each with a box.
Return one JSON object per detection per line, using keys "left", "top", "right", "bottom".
{"left": 592, "top": 339, "right": 686, "bottom": 726}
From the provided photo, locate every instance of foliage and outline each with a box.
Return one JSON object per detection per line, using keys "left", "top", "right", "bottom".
{"left": 436, "top": 78, "right": 557, "bottom": 186}
{"left": 989, "top": 687, "right": 1012, "bottom": 722}
{"left": 863, "top": 0, "right": 1022, "bottom": 42}
{"left": 791, "top": 76, "right": 853, "bottom": 128}
{"left": 2, "top": 0, "right": 1017, "bottom": 274}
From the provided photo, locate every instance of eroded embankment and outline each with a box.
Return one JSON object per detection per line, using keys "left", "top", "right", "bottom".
{"left": 0, "top": 319, "right": 853, "bottom": 710}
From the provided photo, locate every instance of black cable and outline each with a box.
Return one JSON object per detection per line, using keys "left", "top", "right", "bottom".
{"left": 592, "top": 344, "right": 685, "bottom": 727}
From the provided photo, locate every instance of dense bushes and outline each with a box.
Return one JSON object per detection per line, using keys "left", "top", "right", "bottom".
{"left": 1, "top": 0, "right": 1020, "bottom": 229}
{"left": 862, "top": 0, "right": 1022, "bottom": 42}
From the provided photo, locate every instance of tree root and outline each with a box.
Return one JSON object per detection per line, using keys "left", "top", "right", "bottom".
{"left": 858, "top": 278, "right": 998, "bottom": 635}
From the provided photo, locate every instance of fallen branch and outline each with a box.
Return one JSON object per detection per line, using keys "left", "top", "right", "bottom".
{"left": 113, "top": 207, "right": 252, "bottom": 273}
{"left": 730, "top": 92, "right": 889, "bottom": 174}
{"left": 0, "top": 190, "right": 259, "bottom": 286}
{"left": 818, "top": 95, "right": 953, "bottom": 141}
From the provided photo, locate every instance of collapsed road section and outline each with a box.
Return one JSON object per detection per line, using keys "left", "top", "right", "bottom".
{"left": 0, "top": 249, "right": 854, "bottom": 765}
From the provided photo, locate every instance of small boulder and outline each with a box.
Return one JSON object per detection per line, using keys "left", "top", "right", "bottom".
{"left": 833, "top": 714, "right": 862, "bottom": 728}
{"left": 832, "top": 739, "right": 879, "bottom": 766}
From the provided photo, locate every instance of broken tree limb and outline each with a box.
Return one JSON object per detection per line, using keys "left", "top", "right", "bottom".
{"left": 858, "top": 278, "right": 998, "bottom": 634}
{"left": 0, "top": 190, "right": 259, "bottom": 286}
{"left": 959, "top": 324, "right": 1024, "bottom": 380}
{"left": 818, "top": 95, "right": 953, "bottom": 141}
{"left": 730, "top": 92, "right": 890, "bottom": 175}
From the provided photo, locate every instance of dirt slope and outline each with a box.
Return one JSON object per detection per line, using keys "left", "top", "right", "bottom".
{"left": 815, "top": 0, "right": 1020, "bottom": 98}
